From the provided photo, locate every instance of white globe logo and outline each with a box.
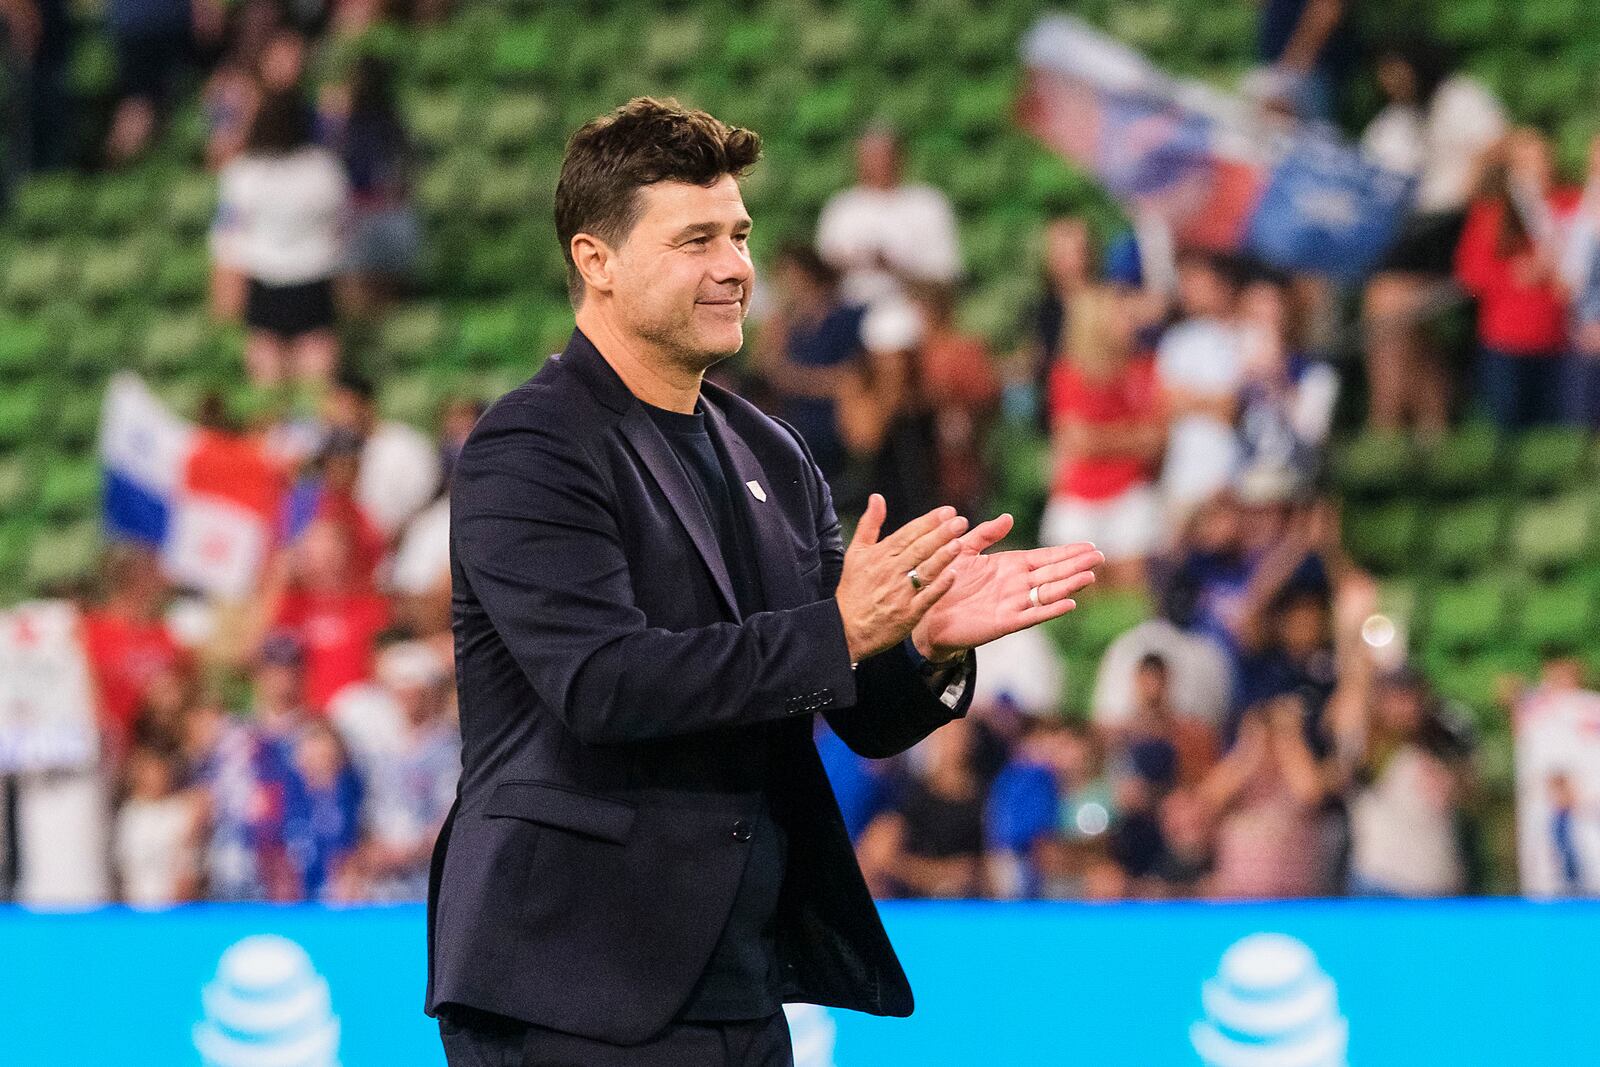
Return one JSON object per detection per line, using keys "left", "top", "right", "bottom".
{"left": 194, "top": 934, "right": 341, "bottom": 1067}
{"left": 1191, "top": 933, "right": 1348, "bottom": 1067}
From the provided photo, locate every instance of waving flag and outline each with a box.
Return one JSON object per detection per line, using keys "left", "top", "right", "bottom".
{"left": 1017, "top": 15, "right": 1413, "bottom": 281}
{"left": 99, "top": 373, "right": 283, "bottom": 598}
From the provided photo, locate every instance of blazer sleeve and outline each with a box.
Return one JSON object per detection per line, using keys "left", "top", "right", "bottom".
{"left": 451, "top": 400, "right": 860, "bottom": 746}
{"left": 771, "top": 417, "right": 977, "bottom": 760}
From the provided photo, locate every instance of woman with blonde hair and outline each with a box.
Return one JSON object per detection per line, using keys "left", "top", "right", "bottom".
{"left": 1040, "top": 286, "right": 1167, "bottom": 588}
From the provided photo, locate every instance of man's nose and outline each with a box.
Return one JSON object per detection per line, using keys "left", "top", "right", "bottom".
{"left": 709, "top": 237, "right": 754, "bottom": 286}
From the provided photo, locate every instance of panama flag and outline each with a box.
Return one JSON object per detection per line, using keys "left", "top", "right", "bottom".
{"left": 98, "top": 373, "right": 283, "bottom": 599}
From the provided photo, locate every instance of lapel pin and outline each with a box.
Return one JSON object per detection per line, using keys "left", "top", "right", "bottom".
{"left": 746, "top": 480, "right": 767, "bottom": 502}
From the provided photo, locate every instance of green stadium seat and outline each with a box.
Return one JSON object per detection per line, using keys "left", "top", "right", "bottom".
{"left": 153, "top": 247, "right": 210, "bottom": 304}
{"left": 1518, "top": 579, "right": 1599, "bottom": 654}
{"left": 0, "top": 455, "right": 38, "bottom": 517}
{"left": 797, "top": 13, "right": 862, "bottom": 72}
{"left": 455, "top": 302, "right": 532, "bottom": 368}
{"left": 0, "top": 518, "right": 36, "bottom": 589}
{"left": 89, "top": 174, "right": 155, "bottom": 236}
{"left": 1434, "top": 0, "right": 1503, "bottom": 45}
{"left": 642, "top": 16, "right": 708, "bottom": 80}
{"left": 52, "top": 391, "right": 105, "bottom": 452}
{"left": 36, "top": 458, "right": 102, "bottom": 521}
{"left": 79, "top": 243, "right": 149, "bottom": 307}
{"left": 24, "top": 519, "right": 101, "bottom": 595}
{"left": 480, "top": 93, "right": 553, "bottom": 155}
{"left": 1329, "top": 430, "right": 1417, "bottom": 498}
{"left": 10, "top": 174, "right": 81, "bottom": 236}
{"left": 67, "top": 34, "right": 118, "bottom": 98}
{"left": 1426, "top": 498, "right": 1507, "bottom": 576}
{"left": 791, "top": 80, "right": 862, "bottom": 146}
{"left": 378, "top": 303, "right": 450, "bottom": 368}
{"left": 1517, "top": 0, "right": 1586, "bottom": 43}
{"left": 164, "top": 174, "right": 217, "bottom": 235}
{"left": 1418, "top": 424, "right": 1499, "bottom": 496}
{"left": 1423, "top": 576, "right": 1519, "bottom": 656}
{"left": 1508, "top": 427, "right": 1588, "bottom": 494}
{"left": 0, "top": 387, "right": 45, "bottom": 449}
{"left": 0, "top": 315, "right": 53, "bottom": 379}
{"left": 1510, "top": 492, "right": 1595, "bottom": 576}
{"left": 2, "top": 244, "right": 71, "bottom": 308}
{"left": 142, "top": 313, "right": 212, "bottom": 377}
{"left": 490, "top": 21, "right": 554, "bottom": 84}
{"left": 949, "top": 75, "right": 1014, "bottom": 142}
{"left": 406, "top": 88, "right": 473, "bottom": 153}
{"left": 1341, "top": 501, "right": 1421, "bottom": 575}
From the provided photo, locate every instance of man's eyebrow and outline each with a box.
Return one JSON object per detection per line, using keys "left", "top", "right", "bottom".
{"left": 669, "top": 218, "right": 754, "bottom": 242}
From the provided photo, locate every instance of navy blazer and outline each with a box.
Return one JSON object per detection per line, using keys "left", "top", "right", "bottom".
{"left": 424, "top": 328, "right": 976, "bottom": 1044}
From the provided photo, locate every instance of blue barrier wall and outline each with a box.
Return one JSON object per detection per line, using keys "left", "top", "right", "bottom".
{"left": 3, "top": 900, "right": 1597, "bottom": 1065}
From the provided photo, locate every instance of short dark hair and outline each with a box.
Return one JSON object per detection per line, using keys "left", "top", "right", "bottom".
{"left": 246, "top": 90, "right": 313, "bottom": 156}
{"left": 555, "top": 97, "right": 762, "bottom": 307}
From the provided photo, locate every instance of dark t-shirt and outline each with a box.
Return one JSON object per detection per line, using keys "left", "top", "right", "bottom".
{"left": 643, "top": 399, "right": 787, "bottom": 1022}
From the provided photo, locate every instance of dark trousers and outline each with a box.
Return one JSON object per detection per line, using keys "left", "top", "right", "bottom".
{"left": 438, "top": 1004, "right": 795, "bottom": 1067}
{"left": 1477, "top": 347, "right": 1564, "bottom": 431}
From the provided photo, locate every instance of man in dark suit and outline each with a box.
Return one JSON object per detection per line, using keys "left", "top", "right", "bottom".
{"left": 426, "top": 97, "right": 1103, "bottom": 1066}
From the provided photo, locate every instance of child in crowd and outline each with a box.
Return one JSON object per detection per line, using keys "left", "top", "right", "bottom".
{"left": 1041, "top": 285, "right": 1165, "bottom": 588}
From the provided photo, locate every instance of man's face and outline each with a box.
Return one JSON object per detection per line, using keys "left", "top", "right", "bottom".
{"left": 605, "top": 175, "right": 754, "bottom": 370}
{"left": 856, "top": 133, "right": 900, "bottom": 190}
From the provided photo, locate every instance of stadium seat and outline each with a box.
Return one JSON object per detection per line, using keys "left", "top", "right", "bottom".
{"left": 1425, "top": 498, "right": 1507, "bottom": 576}
{"left": 0, "top": 387, "right": 45, "bottom": 449}
{"left": 1418, "top": 424, "right": 1500, "bottom": 496}
{"left": 1341, "top": 501, "right": 1422, "bottom": 575}
{"left": 78, "top": 242, "right": 149, "bottom": 307}
{"left": 0, "top": 315, "right": 52, "bottom": 379}
{"left": 23, "top": 518, "right": 101, "bottom": 595}
{"left": 1510, "top": 492, "right": 1595, "bottom": 576}
{"left": 0, "top": 455, "right": 38, "bottom": 517}
{"left": 480, "top": 93, "right": 552, "bottom": 155}
{"left": 35, "top": 457, "right": 101, "bottom": 521}
{"left": 2, "top": 244, "right": 70, "bottom": 308}
{"left": 1517, "top": 579, "right": 1599, "bottom": 654}
{"left": 142, "top": 313, "right": 213, "bottom": 377}
{"left": 1434, "top": 0, "right": 1504, "bottom": 46}
{"left": 163, "top": 174, "right": 217, "bottom": 235}
{"left": 1423, "top": 576, "right": 1520, "bottom": 657}
{"left": 489, "top": 21, "right": 554, "bottom": 84}
{"left": 1507, "top": 427, "right": 1588, "bottom": 494}
{"left": 9, "top": 174, "right": 80, "bottom": 236}
{"left": 1329, "top": 430, "right": 1417, "bottom": 498}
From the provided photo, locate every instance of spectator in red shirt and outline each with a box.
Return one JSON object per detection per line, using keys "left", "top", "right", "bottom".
{"left": 81, "top": 543, "right": 191, "bottom": 767}
{"left": 245, "top": 518, "right": 391, "bottom": 715}
{"left": 1040, "top": 286, "right": 1167, "bottom": 589}
{"left": 1454, "top": 129, "right": 1579, "bottom": 430}
{"left": 281, "top": 428, "right": 388, "bottom": 589}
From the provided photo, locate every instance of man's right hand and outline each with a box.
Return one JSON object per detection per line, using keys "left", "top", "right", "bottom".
{"left": 834, "top": 494, "right": 967, "bottom": 663}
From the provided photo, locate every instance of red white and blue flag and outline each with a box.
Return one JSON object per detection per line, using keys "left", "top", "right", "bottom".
{"left": 98, "top": 373, "right": 283, "bottom": 598}
{"left": 1017, "top": 15, "right": 1414, "bottom": 281}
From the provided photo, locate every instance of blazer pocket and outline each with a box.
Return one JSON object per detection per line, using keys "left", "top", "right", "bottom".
{"left": 483, "top": 780, "right": 637, "bottom": 845}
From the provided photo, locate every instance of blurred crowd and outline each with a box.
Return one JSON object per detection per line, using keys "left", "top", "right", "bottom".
{"left": 7, "top": 0, "right": 1600, "bottom": 906}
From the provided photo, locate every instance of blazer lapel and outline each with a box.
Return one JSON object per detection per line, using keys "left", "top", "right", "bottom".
{"left": 619, "top": 406, "right": 742, "bottom": 621}
{"left": 703, "top": 399, "right": 807, "bottom": 612}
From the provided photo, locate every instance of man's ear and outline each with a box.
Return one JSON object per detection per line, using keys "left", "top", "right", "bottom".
{"left": 571, "top": 233, "right": 616, "bottom": 297}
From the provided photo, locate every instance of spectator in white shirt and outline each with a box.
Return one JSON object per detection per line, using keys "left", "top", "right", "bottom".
{"left": 1156, "top": 253, "right": 1247, "bottom": 523}
{"left": 816, "top": 127, "right": 961, "bottom": 307}
{"left": 114, "top": 745, "right": 202, "bottom": 906}
{"left": 321, "top": 371, "right": 442, "bottom": 540}
{"left": 210, "top": 89, "right": 349, "bottom": 388}
{"left": 1359, "top": 39, "right": 1507, "bottom": 433}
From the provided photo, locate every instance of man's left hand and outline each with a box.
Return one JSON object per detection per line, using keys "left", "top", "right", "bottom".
{"left": 910, "top": 514, "right": 1103, "bottom": 662}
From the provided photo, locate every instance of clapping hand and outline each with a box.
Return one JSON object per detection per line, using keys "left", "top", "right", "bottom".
{"left": 910, "top": 513, "right": 1103, "bottom": 662}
